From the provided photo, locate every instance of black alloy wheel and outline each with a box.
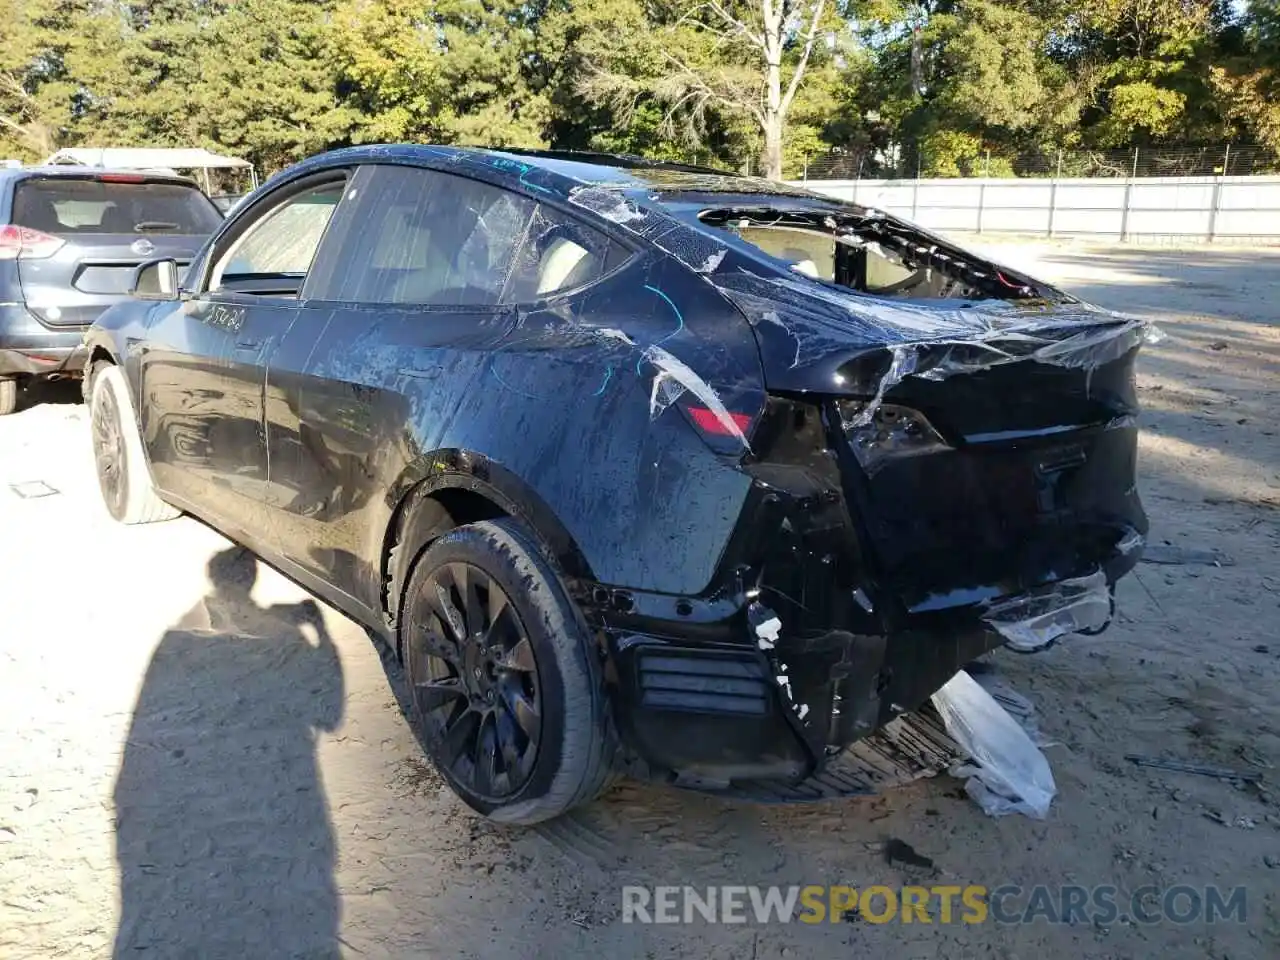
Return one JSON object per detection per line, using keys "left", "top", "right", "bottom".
{"left": 397, "top": 518, "right": 615, "bottom": 824}
{"left": 91, "top": 375, "right": 127, "bottom": 516}
{"left": 405, "top": 561, "right": 542, "bottom": 800}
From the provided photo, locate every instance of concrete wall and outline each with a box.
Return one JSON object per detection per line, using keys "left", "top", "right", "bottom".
{"left": 788, "top": 175, "right": 1280, "bottom": 243}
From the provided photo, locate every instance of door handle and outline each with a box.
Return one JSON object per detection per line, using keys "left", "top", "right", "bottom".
{"left": 235, "top": 339, "right": 261, "bottom": 350}
{"left": 400, "top": 365, "right": 441, "bottom": 380}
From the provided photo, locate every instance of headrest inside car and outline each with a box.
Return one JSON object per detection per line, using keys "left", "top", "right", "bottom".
{"left": 537, "top": 238, "right": 591, "bottom": 294}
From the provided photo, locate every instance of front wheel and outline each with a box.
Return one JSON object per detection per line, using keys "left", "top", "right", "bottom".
{"left": 0, "top": 378, "right": 16, "bottom": 416}
{"left": 398, "top": 518, "right": 614, "bottom": 824}
{"left": 88, "top": 363, "right": 179, "bottom": 524}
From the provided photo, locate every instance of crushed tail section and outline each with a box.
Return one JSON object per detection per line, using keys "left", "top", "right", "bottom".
{"left": 711, "top": 266, "right": 1157, "bottom": 403}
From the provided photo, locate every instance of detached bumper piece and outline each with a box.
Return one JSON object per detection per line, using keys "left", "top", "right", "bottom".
{"left": 606, "top": 620, "right": 1001, "bottom": 794}
{"left": 636, "top": 647, "right": 772, "bottom": 717}
{"left": 684, "top": 706, "right": 961, "bottom": 804}
{"left": 612, "top": 639, "right": 814, "bottom": 784}
{"left": 982, "top": 568, "right": 1116, "bottom": 652}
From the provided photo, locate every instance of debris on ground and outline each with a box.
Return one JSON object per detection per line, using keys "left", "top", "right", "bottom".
{"left": 1124, "top": 755, "right": 1263, "bottom": 783}
{"left": 1202, "top": 494, "right": 1280, "bottom": 510}
{"left": 7, "top": 480, "right": 60, "bottom": 499}
{"left": 932, "top": 671, "right": 1057, "bottom": 819}
{"left": 1204, "top": 810, "right": 1259, "bottom": 829}
{"left": 883, "top": 838, "right": 934, "bottom": 870}
{"left": 1139, "top": 544, "right": 1235, "bottom": 566}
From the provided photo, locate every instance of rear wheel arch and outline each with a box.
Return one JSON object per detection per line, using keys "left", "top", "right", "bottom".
{"left": 381, "top": 457, "right": 595, "bottom": 643}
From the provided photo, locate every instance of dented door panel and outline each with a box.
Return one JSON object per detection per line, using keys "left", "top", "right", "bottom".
{"left": 267, "top": 299, "right": 495, "bottom": 608}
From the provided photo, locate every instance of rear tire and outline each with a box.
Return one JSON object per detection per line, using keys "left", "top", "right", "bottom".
{"left": 89, "top": 363, "right": 179, "bottom": 524}
{"left": 398, "top": 518, "right": 614, "bottom": 825}
{"left": 0, "top": 378, "right": 16, "bottom": 416}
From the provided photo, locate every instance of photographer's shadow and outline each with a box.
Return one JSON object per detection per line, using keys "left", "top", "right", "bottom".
{"left": 112, "top": 546, "right": 344, "bottom": 958}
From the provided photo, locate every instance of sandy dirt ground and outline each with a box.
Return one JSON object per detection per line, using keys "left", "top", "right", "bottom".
{"left": 1, "top": 242, "right": 1278, "bottom": 959}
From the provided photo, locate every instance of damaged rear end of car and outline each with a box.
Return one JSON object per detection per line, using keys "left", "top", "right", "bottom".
{"left": 594, "top": 187, "right": 1153, "bottom": 795}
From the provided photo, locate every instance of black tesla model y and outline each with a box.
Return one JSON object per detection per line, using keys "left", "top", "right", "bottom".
{"left": 86, "top": 146, "right": 1150, "bottom": 824}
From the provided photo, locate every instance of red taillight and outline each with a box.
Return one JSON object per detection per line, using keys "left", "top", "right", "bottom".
{"left": 0, "top": 224, "right": 65, "bottom": 260}
{"left": 96, "top": 173, "right": 146, "bottom": 183}
{"left": 687, "top": 405, "right": 754, "bottom": 437}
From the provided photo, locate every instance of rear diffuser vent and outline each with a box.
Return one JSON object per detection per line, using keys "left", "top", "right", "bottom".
{"left": 636, "top": 649, "right": 771, "bottom": 716}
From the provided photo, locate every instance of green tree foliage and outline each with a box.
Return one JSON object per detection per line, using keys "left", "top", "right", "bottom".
{"left": 0, "top": 0, "right": 98, "bottom": 158}
{"left": 2, "top": 1, "right": 358, "bottom": 169}
{"left": 200, "top": 1, "right": 360, "bottom": 170}
{"left": 330, "top": 0, "right": 552, "bottom": 147}
{"left": 537, "top": 0, "right": 764, "bottom": 169}
{"left": 1058, "top": 0, "right": 1233, "bottom": 146}
{"left": 1208, "top": 0, "right": 1280, "bottom": 153}
{"left": 567, "top": 0, "right": 848, "bottom": 179}
{"left": 860, "top": 1, "right": 1078, "bottom": 174}
{"left": 0, "top": 0, "right": 1272, "bottom": 177}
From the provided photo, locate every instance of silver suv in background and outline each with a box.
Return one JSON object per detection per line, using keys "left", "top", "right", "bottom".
{"left": 0, "top": 168, "right": 222, "bottom": 414}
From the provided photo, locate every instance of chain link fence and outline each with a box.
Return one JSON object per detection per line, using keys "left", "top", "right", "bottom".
{"left": 790, "top": 144, "right": 1280, "bottom": 181}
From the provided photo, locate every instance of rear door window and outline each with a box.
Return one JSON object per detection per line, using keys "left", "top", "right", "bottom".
{"left": 12, "top": 178, "right": 223, "bottom": 236}
{"left": 311, "top": 166, "right": 537, "bottom": 306}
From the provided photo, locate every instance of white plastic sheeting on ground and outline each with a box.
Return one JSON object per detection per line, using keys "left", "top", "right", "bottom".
{"left": 932, "top": 670, "right": 1057, "bottom": 819}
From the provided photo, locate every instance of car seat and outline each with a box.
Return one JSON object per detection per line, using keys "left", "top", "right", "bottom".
{"left": 14, "top": 196, "right": 63, "bottom": 234}
{"left": 536, "top": 237, "right": 593, "bottom": 295}
{"left": 98, "top": 205, "right": 135, "bottom": 234}
{"left": 780, "top": 246, "right": 821, "bottom": 278}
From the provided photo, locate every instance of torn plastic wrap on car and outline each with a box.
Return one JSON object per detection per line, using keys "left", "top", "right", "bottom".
{"left": 570, "top": 185, "right": 1157, "bottom": 407}
{"left": 594, "top": 327, "right": 755, "bottom": 449}
{"left": 568, "top": 185, "right": 731, "bottom": 274}
{"left": 980, "top": 569, "right": 1114, "bottom": 653}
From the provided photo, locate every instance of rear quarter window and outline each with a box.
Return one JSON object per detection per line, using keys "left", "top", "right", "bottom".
{"left": 12, "top": 178, "right": 223, "bottom": 236}
{"left": 501, "top": 204, "right": 629, "bottom": 303}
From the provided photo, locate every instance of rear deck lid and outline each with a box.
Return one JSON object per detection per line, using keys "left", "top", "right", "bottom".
{"left": 655, "top": 202, "right": 1148, "bottom": 402}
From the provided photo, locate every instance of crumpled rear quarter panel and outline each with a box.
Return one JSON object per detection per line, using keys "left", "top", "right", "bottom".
{"left": 416, "top": 254, "right": 765, "bottom": 596}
